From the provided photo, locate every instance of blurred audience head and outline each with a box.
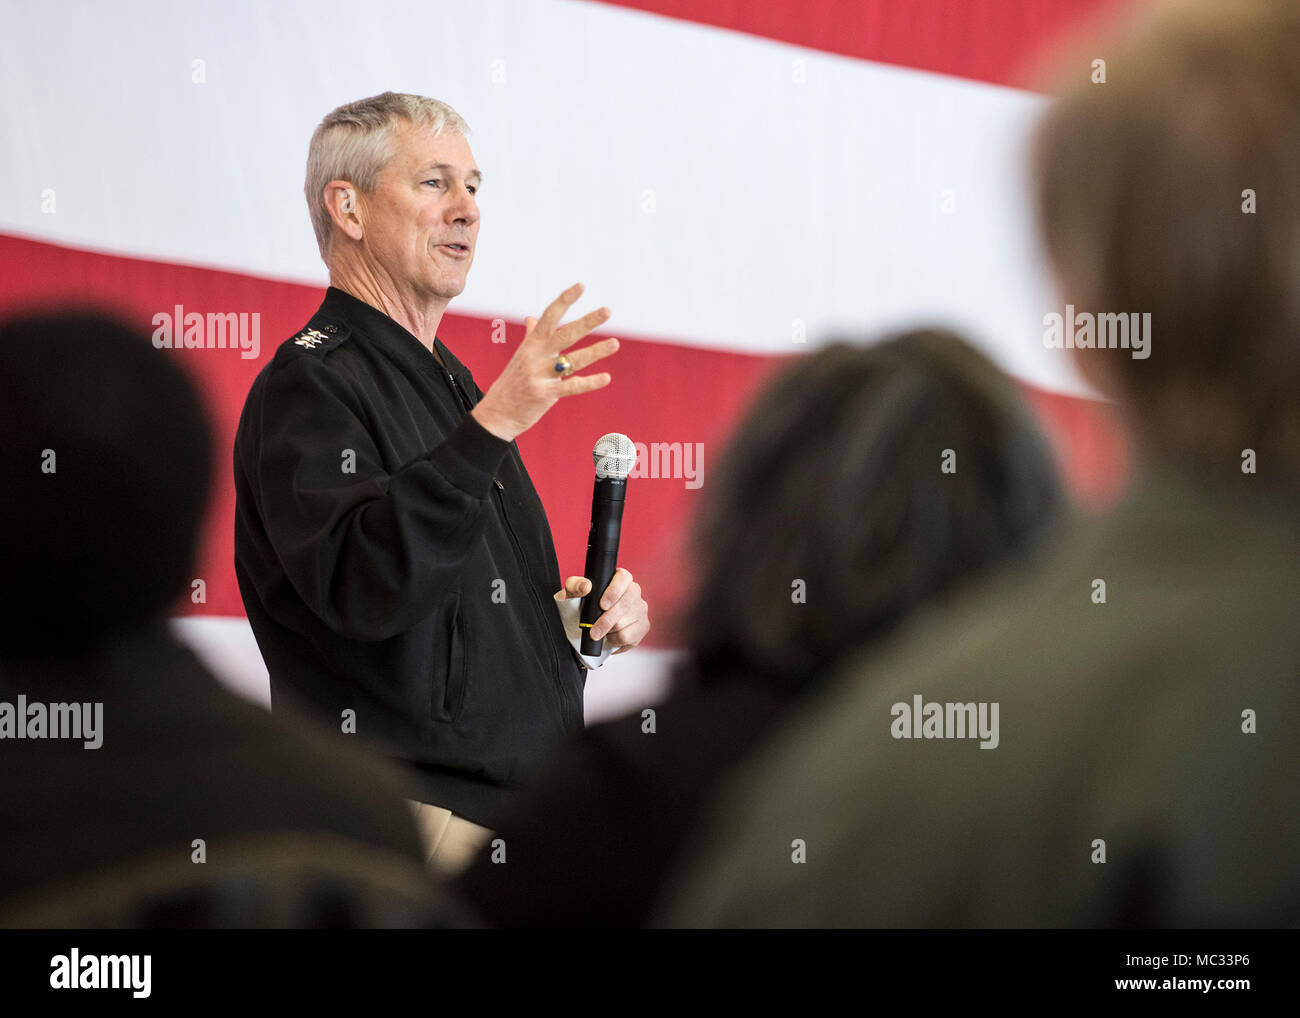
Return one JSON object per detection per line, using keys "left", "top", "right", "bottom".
{"left": 1033, "top": 0, "right": 1300, "bottom": 479}
{"left": 680, "top": 328, "right": 1064, "bottom": 695}
{"left": 0, "top": 310, "right": 213, "bottom": 662}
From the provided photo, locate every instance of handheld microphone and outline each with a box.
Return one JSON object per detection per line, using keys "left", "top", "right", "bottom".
{"left": 579, "top": 433, "right": 636, "bottom": 659}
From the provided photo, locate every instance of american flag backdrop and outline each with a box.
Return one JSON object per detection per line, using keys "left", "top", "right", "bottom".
{"left": 1, "top": 0, "right": 1135, "bottom": 717}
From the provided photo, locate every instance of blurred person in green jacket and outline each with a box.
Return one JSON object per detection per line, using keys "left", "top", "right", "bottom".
{"left": 657, "top": 0, "right": 1300, "bottom": 928}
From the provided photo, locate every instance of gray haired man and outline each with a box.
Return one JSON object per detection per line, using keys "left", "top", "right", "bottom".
{"left": 234, "top": 93, "right": 650, "bottom": 873}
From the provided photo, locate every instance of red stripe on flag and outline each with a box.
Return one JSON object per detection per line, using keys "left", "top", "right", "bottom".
{"left": 590, "top": 0, "right": 1143, "bottom": 90}
{"left": 0, "top": 232, "right": 1126, "bottom": 642}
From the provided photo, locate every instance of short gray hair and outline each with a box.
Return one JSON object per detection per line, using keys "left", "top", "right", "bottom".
{"left": 305, "top": 92, "right": 471, "bottom": 263}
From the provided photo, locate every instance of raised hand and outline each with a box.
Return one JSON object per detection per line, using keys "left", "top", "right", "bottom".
{"left": 471, "top": 283, "right": 620, "bottom": 442}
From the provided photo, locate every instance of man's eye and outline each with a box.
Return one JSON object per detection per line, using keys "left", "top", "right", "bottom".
{"left": 424, "top": 179, "right": 443, "bottom": 188}
{"left": 467, "top": 186, "right": 477, "bottom": 195}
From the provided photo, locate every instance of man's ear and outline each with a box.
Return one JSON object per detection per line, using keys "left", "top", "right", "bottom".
{"left": 324, "top": 181, "right": 364, "bottom": 242}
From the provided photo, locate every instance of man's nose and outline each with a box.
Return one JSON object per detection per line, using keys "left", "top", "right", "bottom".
{"left": 446, "top": 183, "right": 479, "bottom": 225}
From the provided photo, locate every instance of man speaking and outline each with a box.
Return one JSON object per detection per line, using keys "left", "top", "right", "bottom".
{"left": 234, "top": 92, "right": 650, "bottom": 873}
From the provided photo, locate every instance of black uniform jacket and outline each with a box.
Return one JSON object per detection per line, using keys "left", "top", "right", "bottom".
{"left": 234, "top": 286, "right": 584, "bottom": 826}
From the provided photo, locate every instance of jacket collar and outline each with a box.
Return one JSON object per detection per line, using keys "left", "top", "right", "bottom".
{"left": 319, "top": 286, "right": 469, "bottom": 381}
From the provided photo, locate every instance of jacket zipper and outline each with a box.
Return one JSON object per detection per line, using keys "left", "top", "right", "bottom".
{"left": 441, "top": 364, "right": 574, "bottom": 729}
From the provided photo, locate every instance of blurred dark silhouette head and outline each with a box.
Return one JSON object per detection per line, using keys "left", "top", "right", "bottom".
{"left": 1033, "top": 0, "right": 1300, "bottom": 479}
{"left": 0, "top": 310, "right": 213, "bottom": 661}
{"left": 678, "top": 328, "right": 1064, "bottom": 697}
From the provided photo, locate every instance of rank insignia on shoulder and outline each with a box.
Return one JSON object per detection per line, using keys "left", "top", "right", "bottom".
{"left": 280, "top": 320, "right": 348, "bottom": 363}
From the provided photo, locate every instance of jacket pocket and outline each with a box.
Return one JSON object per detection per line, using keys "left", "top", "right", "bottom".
{"left": 433, "top": 594, "right": 470, "bottom": 724}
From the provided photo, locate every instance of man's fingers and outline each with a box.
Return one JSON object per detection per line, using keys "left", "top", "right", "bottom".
{"left": 555, "top": 306, "right": 612, "bottom": 351}
{"left": 532, "top": 282, "right": 584, "bottom": 341}
{"left": 599, "top": 568, "right": 634, "bottom": 610}
{"left": 553, "top": 576, "right": 592, "bottom": 602}
{"left": 557, "top": 372, "right": 612, "bottom": 397}
{"left": 604, "top": 611, "right": 647, "bottom": 642}
{"left": 560, "top": 337, "right": 619, "bottom": 375}
{"left": 592, "top": 596, "right": 649, "bottom": 642}
{"left": 551, "top": 338, "right": 620, "bottom": 397}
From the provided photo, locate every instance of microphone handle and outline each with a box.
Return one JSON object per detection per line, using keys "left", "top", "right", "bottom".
{"left": 579, "top": 476, "right": 627, "bottom": 656}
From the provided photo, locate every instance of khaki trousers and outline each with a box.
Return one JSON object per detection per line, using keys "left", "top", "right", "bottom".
{"left": 407, "top": 800, "right": 494, "bottom": 877}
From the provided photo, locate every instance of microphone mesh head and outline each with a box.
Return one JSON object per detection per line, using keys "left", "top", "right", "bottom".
{"left": 593, "top": 433, "right": 636, "bottom": 479}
